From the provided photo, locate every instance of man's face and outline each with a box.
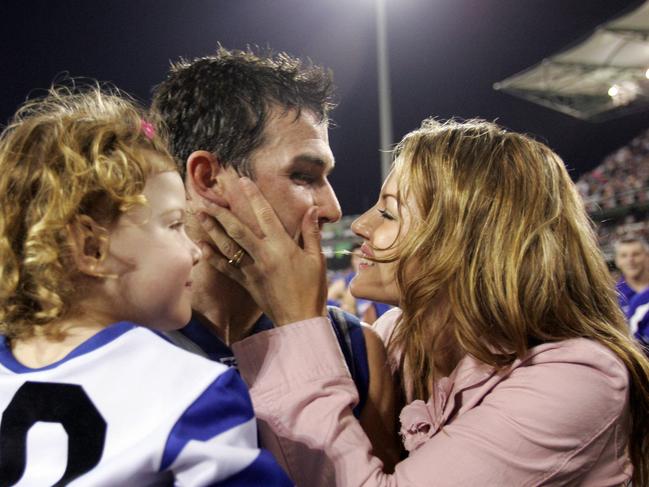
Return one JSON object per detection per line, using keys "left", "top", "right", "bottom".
{"left": 615, "top": 242, "right": 649, "bottom": 281}
{"left": 231, "top": 108, "right": 342, "bottom": 239}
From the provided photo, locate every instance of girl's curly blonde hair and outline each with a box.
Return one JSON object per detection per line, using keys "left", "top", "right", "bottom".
{"left": 0, "top": 84, "right": 175, "bottom": 340}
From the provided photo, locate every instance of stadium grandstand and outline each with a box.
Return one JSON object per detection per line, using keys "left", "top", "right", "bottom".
{"left": 578, "top": 127, "right": 649, "bottom": 262}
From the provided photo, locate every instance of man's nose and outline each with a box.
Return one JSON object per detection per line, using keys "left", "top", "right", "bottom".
{"left": 316, "top": 182, "right": 342, "bottom": 225}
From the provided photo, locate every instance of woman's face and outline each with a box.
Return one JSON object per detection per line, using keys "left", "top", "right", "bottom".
{"left": 349, "top": 168, "right": 412, "bottom": 306}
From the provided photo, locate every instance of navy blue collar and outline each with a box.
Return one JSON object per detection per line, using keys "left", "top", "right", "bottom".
{"left": 178, "top": 316, "right": 234, "bottom": 363}
{"left": 178, "top": 313, "right": 275, "bottom": 365}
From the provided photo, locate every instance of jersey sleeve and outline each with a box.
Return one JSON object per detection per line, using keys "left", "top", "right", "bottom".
{"left": 160, "top": 367, "right": 292, "bottom": 486}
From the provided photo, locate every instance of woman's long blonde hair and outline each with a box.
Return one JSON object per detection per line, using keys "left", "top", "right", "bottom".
{"left": 0, "top": 85, "right": 174, "bottom": 341}
{"left": 388, "top": 118, "right": 649, "bottom": 484}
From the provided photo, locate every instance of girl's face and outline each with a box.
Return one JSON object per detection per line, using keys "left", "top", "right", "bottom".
{"left": 350, "top": 168, "right": 412, "bottom": 306}
{"left": 103, "top": 160, "right": 202, "bottom": 330}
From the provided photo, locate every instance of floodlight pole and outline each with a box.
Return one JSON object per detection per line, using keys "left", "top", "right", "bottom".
{"left": 376, "top": 0, "right": 393, "bottom": 182}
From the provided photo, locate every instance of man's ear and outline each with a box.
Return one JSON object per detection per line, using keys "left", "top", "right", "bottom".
{"left": 185, "top": 150, "right": 236, "bottom": 207}
{"left": 67, "top": 215, "right": 111, "bottom": 278}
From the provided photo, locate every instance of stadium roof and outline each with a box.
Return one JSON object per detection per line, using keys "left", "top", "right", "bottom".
{"left": 494, "top": 1, "right": 649, "bottom": 121}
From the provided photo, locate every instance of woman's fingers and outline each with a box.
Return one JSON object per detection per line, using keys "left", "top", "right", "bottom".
{"left": 192, "top": 178, "right": 327, "bottom": 325}
{"left": 197, "top": 204, "right": 257, "bottom": 259}
{"left": 239, "top": 177, "right": 289, "bottom": 240}
{"left": 195, "top": 212, "right": 241, "bottom": 260}
{"left": 198, "top": 240, "right": 245, "bottom": 285}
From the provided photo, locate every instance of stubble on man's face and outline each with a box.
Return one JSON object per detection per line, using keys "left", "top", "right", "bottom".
{"left": 226, "top": 108, "right": 341, "bottom": 242}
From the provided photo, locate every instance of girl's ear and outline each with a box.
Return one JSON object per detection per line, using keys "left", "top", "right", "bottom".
{"left": 185, "top": 150, "right": 238, "bottom": 208}
{"left": 67, "top": 215, "right": 111, "bottom": 277}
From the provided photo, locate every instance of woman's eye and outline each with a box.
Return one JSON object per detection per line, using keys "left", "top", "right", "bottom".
{"left": 170, "top": 221, "right": 185, "bottom": 230}
{"left": 378, "top": 208, "right": 395, "bottom": 220}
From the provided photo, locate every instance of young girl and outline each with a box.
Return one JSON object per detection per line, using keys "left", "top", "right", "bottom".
{"left": 203, "top": 119, "right": 649, "bottom": 485}
{"left": 0, "top": 86, "right": 290, "bottom": 486}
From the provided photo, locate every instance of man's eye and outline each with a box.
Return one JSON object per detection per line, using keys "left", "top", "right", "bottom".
{"left": 291, "top": 173, "right": 316, "bottom": 184}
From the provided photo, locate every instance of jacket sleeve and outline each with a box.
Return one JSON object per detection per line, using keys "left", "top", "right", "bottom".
{"left": 232, "top": 318, "right": 630, "bottom": 487}
{"left": 160, "top": 367, "right": 293, "bottom": 486}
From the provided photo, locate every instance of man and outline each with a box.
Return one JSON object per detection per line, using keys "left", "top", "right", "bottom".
{"left": 151, "top": 48, "right": 397, "bottom": 482}
{"left": 614, "top": 237, "right": 649, "bottom": 313}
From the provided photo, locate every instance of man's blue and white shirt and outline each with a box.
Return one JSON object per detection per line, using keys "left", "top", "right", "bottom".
{"left": 0, "top": 322, "right": 291, "bottom": 486}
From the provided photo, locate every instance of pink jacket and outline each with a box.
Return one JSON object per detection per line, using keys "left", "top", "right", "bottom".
{"left": 232, "top": 312, "right": 631, "bottom": 486}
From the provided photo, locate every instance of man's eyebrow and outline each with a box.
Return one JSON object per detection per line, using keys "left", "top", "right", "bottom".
{"left": 292, "top": 154, "right": 335, "bottom": 172}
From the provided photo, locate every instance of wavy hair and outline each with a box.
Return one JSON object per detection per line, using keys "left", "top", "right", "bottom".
{"left": 0, "top": 84, "right": 174, "bottom": 340}
{"left": 388, "top": 118, "right": 649, "bottom": 485}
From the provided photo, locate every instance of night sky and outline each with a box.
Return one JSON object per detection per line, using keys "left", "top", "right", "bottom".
{"left": 3, "top": 0, "right": 648, "bottom": 216}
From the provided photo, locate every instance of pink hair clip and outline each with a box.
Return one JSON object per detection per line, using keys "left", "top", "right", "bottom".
{"left": 140, "top": 119, "right": 155, "bottom": 140}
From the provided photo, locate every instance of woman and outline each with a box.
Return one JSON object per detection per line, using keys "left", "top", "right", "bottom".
{"left": 204, "top": 119, "right": 649, "bottom": 485}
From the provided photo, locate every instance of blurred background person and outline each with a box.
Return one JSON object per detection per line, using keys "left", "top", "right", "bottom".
{"left": 614, "top": 237, "right": 649, "bottom": 313}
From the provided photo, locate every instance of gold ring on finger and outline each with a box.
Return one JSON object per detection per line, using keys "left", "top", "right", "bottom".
{"left": 227, "top": 248, "right": 245, "bottom": 267}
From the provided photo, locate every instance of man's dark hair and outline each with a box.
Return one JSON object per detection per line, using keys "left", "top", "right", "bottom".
{"left": 151, "top": 46, "right": 336, "bottom": 177}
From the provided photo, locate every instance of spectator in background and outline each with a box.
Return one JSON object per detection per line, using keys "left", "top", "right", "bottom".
{"left": 614, "top": 237, "right": 649, "bottom": 313}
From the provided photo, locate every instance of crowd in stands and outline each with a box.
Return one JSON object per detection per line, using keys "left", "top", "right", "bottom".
{"left": 577, "top": 128, "right": 649, "bottom": 259}
{"left": 577, "top": 127, "right": 649, "bottom": 214}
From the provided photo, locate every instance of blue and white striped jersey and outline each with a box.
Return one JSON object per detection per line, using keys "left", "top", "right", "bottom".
{"left": 0, "top": 322, "right": 292, "bottom": 486}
